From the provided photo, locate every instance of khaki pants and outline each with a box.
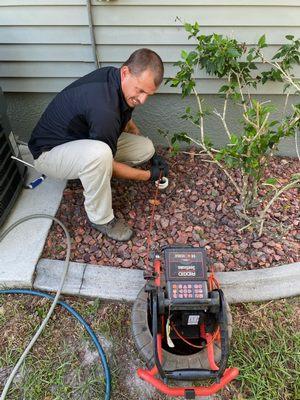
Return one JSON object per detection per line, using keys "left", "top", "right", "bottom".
{"left": 34, "top": 133, "right": 155, "bottom": 224}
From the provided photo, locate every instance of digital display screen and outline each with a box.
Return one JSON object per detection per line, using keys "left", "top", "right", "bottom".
{"left": 164, "top": 247, "right": 207, "bottom": 282}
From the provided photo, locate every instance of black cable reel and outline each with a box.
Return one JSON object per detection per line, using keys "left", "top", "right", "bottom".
{"left": 131, "top": 245, "right": 238, "bottom": 398}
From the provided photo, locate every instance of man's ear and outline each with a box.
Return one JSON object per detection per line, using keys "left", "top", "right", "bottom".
{"left": 120, "top": 66, "right": 130, "bottom": 81}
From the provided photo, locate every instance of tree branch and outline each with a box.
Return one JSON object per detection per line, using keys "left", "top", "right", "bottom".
{"left": 258, "top": 179, "right": 300, "bottom": 236}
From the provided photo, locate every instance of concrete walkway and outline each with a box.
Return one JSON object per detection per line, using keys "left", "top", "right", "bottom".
{"left": 0, "top": 146, "right": 66, "bottom": 287}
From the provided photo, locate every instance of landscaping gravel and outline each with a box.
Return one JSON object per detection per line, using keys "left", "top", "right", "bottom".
{"left": 42, "top": 152, "right": 299, "bottom": 272}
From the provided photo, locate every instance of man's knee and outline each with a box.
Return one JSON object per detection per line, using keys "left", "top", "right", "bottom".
{"left": 84, "top": 141, "right": 113, "bottom": 168}
{"left": 139, "top": 137, "right": 155, "bottom": 163}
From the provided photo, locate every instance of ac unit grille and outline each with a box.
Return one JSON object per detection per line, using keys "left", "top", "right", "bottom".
{"left": 0, "top": 87, "right": 26, "bottom": 227}
{"left": 0, "top": 163, "right": 18, "bottom": 194}
{"left": 0, "top": 130, "right": 23, "bottom": 225}
{"left": 0, "top": 150, "right": 19, "bottom": 180}
{"left": 0, "top": 171, "right": 22, "bottom": 220}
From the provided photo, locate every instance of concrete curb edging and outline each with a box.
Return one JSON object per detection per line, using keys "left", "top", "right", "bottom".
{"left": 33, "top": 258, "right": 300, "bottom": 303}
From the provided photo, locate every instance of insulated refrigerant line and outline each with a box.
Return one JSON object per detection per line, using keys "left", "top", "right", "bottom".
{"left": 11, "top": 155, "right": 47, "bottom": 189}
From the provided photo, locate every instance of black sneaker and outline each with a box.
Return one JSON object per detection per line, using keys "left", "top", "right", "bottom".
{"left": 90, "top": 218, "right": 133, "bottom": 241}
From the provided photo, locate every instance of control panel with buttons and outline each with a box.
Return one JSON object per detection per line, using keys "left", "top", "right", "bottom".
{"left": 170, "top": 282, "right": 207, "bottom": 300}
{"left": 163, "top": 247, "right": 208, "bottom": 303}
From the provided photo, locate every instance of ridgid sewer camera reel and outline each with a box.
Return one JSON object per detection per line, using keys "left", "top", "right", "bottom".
{"left": 132, "top": 245, "right": 239, "bottom": 399}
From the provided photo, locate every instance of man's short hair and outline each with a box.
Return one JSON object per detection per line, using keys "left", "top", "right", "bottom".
{"left": 122, "top": 48, "right": 164, "bottom": 87}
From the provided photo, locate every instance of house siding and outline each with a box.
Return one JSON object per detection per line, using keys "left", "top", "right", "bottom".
{"left": 0, "top": 1, "right": 299, "bottom": 93}
{"left": 1, "top": 1, "right": 299, "bottom": 157}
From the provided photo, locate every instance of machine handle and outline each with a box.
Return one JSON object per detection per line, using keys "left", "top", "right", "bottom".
{"left": 165, "top": 369, "right": 218, "bottom": 380}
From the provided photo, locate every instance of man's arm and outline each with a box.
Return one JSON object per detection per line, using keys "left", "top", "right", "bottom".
{"left": 124, "top": 119, "right": 141, "bottom": 135}
{"left": 113, "top": 161, "right": 150, "bottom": 181}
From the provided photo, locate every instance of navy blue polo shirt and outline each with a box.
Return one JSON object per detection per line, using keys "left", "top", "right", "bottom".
{"left": 28, "top": 67, "right": 133, "bottom": 159}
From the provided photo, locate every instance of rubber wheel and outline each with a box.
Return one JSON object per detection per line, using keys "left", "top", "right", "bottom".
{"left": 131, "top": 288, "right": 232, "bottom": 370}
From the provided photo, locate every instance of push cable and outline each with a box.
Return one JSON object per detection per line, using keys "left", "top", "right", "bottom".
{"left": 0, "top": 214, "right": 111, "bottom": 400}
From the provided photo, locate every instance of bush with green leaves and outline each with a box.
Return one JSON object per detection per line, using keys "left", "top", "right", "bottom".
{"left": 165, "top": 22, "right": 300, "bottom": 234}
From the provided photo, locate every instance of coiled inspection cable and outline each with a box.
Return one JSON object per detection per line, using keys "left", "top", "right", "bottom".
{"left": 0, "top": 214, "right": 111, "bottom": 400}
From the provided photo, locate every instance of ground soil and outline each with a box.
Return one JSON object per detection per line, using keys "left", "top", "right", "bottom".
{"left": 42, "top": 152, "right": 299, "bottom": 272}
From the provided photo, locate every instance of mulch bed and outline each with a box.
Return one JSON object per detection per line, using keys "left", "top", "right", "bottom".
{"left": 42, "top": 152, "right": 299, "bottom": 272}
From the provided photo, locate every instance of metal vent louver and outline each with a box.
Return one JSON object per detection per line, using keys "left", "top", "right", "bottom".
{"left": 0, "top": 89, "right": 25, "bottom": 227}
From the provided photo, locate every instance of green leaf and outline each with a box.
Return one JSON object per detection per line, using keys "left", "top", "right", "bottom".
{"left": 227, "top": 47, "right": 241, "bottom": 58}
{"left": 230, "top": 134, "right": 239, "bottom": 144}
{"left": 184, "top": 23, "right": 193, "bottom": 33}
{"left": 181, "top": 50, "right": 188, "bottom": 60}
{"left": 171, "top": 142, "right": 180, "bottom": 155}
{"left": 258, "top": 34, "right": 267, "bottom": 48}
{"left": 285, "top": 35, "right": 294, "bottom": 41}
{"left": 291, "top": 173, "right": 300, "bottom": 181}
{"left": 264, "top": 178, "right": 278, "bottom": 185}
{"left": 214, "top": 153, "right": 224, "bottom": 161}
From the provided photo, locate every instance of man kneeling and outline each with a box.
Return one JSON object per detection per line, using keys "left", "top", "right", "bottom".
{"left": 28, "top": 48, "right": 168, "bottom": 242}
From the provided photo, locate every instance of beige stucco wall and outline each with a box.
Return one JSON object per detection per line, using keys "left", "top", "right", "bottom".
{"left": 5, "top": 92, "right": 298, "bottom": 157}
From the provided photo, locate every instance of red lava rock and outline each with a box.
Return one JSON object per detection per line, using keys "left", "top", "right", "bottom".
{"left": 122, "top": 259, "right": 133, "bottom": 268}
{"left": 196, "top": 199, "right": 204, "bottom": 207}
{"left": 169, "top": 217, "right": 177, "bottom": 226}
{"left": 262, "top": 246, "right": 273, "bottom": 254}
{"left": 118, "top": 244, "right": 128, "bottom": 252}
{"left": 252, "top": 242, "right": 264, "bottom": 249}
{"left": 214, "top": 262, "right": 226, "bottom": 272}
{"left": 75, "top": 236, "right": 82, "bottom": 243}
{"left": 274, "top": 243, "right": 283, "bottom": 250}
{"left": 43, "top": 153, "right": 299, "bottom": 272}
{"left": 190, "top": 195, "right": 198, "bottom": 202}
{"left": 83, "top": 235, "right": 93, "bottom": 244}
{"left": 209, "top": 201, "right": 216, "bottom": 212}
{"left": 239, "top": 257, "right": 248, "bottom": 267}
{"left": 215, "top": 242, "right": 227, "bottom": 250}
{"left": 137, "top": 221, "right": 146, "bottom": 230}
{"left": 177, "top": 232, "right": 189, "bottom": 244}
{"left": 83, "top": 254, "right": 90, "bottom": 263}
{"left": 239, "top": 243, "right": 248, "bottom": 251}
{"left": 227, "top": 261, "right": 235, "bottom": 269}
{"left": 129, "top": 210, "right": 136, "bottom": 219}
{"left": 160, "top": 217, "right": 169, "bottom": 229}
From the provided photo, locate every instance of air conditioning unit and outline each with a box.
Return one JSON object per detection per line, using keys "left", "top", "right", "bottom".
{"left": 0, "top": 87, "right": 26, "bottom": 227}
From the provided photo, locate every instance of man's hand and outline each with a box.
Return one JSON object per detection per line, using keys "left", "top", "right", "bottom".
{"left": 150, "top": 154, "right": 169, "bottom": 181}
